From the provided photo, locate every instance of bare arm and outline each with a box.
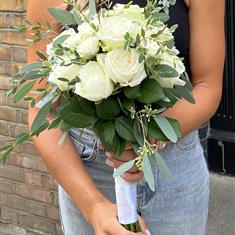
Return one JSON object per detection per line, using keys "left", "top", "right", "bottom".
{"left": 27, "top": 0, "right": 108, "bottom": 222}
{"left": 27, "top": 1, "right": 148, "bottom": 234}
{"left": 162, "top": 0, "right": 225, "bottom": 135}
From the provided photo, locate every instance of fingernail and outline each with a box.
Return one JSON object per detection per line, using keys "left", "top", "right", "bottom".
{"left": 145, "top": 229, "right": 151, "bottom": 235}
{"left": 105, "top": 159, "right": 114, "bottom": 167}
{"left": 105, "top": 151, "right": 111, "bottom": 158}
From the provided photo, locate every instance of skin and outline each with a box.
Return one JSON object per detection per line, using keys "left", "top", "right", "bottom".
{"left": 27, "top": 0, "right": 225, "bottom": 234}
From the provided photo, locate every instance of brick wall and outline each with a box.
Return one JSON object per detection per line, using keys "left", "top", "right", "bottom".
{"left": 0, "top": 1, "right": 63, "bottom": 234}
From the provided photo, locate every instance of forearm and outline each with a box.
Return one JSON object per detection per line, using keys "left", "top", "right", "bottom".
{"left": 28, "top": 109, "right": 108, "bottom": 222}
{"left": 162, "top": 80, "right": 222, "bottom": 136}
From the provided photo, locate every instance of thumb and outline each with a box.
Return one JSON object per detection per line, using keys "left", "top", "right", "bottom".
{"left": 138, "top": 216, "right": 151, "bottom": 235}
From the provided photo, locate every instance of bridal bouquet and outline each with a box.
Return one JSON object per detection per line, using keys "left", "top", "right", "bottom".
{"left": 1, "top": 0, "right": 195, "bottom": 232}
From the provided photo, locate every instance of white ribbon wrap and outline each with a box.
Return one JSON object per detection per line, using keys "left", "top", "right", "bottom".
{"left": 114, "top": 175, "right": 138, "bottom": 225}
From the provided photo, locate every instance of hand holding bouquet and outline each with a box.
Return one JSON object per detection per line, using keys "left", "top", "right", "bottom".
{"left": 1, "top": 0, "right": 195, "bottom": 232}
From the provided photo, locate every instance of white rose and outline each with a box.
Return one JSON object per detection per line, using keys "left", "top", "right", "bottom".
{"left": 74, "top": 61, "right": 114, "bottom": 102}
{"left": 97, "top": 16, "right": 139, "bottom": 51}
{"left": 156, "top": 51, "right": 186, "bottom": 88}
{"left": 48, "top": 63, "right": 81, "bottom": 91}
{"left": 105, "top": 48, "right": 147, "bottom": 87}
{"left": 147, "top": 23, "right": 174, "bottom": 43}
{"left": 63, "top": 22, "right": 96, "bottom": 50}
{"left": 156, "top": 77, "right": 186, "bottom": 88}
{"left": 160, "top": 51, "right": 185, "bottom": 75}
{"left": 46, "top": 29, "right": 76, "bottom": 56}
{"left": 76, "top": 36, "right": 100, "bottom": 59}
{"left": 114, "top": 4, "right": 145, "bottom": 25}
{"left": 141, "top": 39, "right": 161, "bottom": 58}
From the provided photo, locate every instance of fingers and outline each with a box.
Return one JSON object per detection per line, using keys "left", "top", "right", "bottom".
{"left": 122, "top": 171, "right": 143, "bottom": 182}
{"left": 105, "top": 158, "right": 139, "bottom": 173}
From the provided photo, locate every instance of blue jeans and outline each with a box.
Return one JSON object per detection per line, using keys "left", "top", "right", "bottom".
{"left": 58, "top": 128, "right": 210, "bottom": 235}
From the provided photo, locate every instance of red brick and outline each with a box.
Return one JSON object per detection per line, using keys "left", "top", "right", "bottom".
{"left": 1, "top": 165, "right": 24, "bottom": 182}
{"left": 11, "top": 47, "right": 27, "bottom": 63}
{"left": 0, "top": 46, "right": 11, "bottom": 61}
{"left": 18, "top": 213, "right": 57, "bottom": 234}
{"left": 46, "top": 206, "right": 60, "bottom": 221}
{"left": 24, "top": 171, "right": 42, "bottom": 187}
{"left": 1, "top": 31, "right": 27, "bottom": 46}
{"left": 1, "top": 207, "right": 19, "bottom": 223}
{"left": 0, "top": 179, "right": 15, "bottom": 194}
{"left": 0, "top": 192, "right": 27, "bottom": 211}
{"left": 42, "top": 174, "right": 57, "bottom": 190}
{"left": 0, "top": 106, "right": 18, "bottom": 122}
{"left": 15, "top": 184, "right": 55, "bottom": 204}
{"left": 0, "top": 76, "right": 13, "bottom": 90}
{"left": 21, "top": 141, "right": 38, "bottom": 156}
{"left": 27, "top": 201, "right": 46, "bottom": 217}
{"left": 0, "top": 0, "right": 27, "bottom": 12}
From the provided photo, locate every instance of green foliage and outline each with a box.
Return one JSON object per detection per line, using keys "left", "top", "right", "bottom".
{"left": 115, "top": 117, "right": 135, "bottom": 142}
{"left": 113, "top": 160, "right": 135, "bottom": 177}
{"left": 143, "top": 156, "right": 155, "bottom": 191}
{"left": 96, "top": 97, "right": 121, "bottom": 120}
{"left": 153, "top": 115, "right": 178, "bottom": 143}
{"left": 154, "top": 151, "right": 172, "bottom": 179}
{"left": 60, "top": 98, "right": 98, "bottom": 128}
{"left": 31, "top": 100, "right": 53, "bottom": 134}
{"left": 13, "top": 81, "right": 36, "bottom": 103}
{"left": 137, "top": 79, "right": 165, "bottom": 104}
{"left": 48, "top": 8, "right": 77, "bottom": 25}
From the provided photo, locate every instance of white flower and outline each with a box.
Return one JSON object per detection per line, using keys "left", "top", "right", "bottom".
{"left": 113, "top": 4, "right": 145, "bottom": 25}
{"left": 147, "top": 23, "right": 174, "bottom": 43}
{"left": 156, "top": 51, "right": 186, "bottom": 88}
{"left": 141, "top": 39, "right": 161, "bottom": 58}
{"left": 48, "top": 63, "right": 81, "bottom": 91}
{"left": 76, "top": 36, "right": 100, "bottom": 59}
{"left": 63, "top": 22, "right": 96, "bottom": 50}
{"left": 157, "top": 77, "right": 186, "bottom": 88}
{"left": 46, "top": 29, "right": 76, "bottom": 56}
{"left": 160, "top": 51, "right": 185, "bottom": 75}
{"left": 74, "top": 61, "right": 114, "bottom": 102}
{"left": 97, "top": 16, "right": 139, "bottom": 51}
{"left": 105, "top": 48, "right": 147, "bottom": 87}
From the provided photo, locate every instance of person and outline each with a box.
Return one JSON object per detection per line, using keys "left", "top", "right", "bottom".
{"left": 27, "top": 0, "right": 225, "bottom": 234}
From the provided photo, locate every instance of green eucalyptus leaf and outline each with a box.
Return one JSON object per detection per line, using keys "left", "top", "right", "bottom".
{"left": 36, "top": 51, "right": 48, "bottom": 61}
{"left": 154, "top": 115, "right": 177, "bottom": 143}
{"left": 170, "top": 85, "right": 195, "bottom": 104}
{"left": 103, "top": 121, "right": 115, "bottom": 149}
{"left": 155, "top": 64, "right": 179, "bottom": 78}
{"left": 96, "top": 97, "right": 120, "bottom": 120}
{"left": 76, "top": 96, "right": 96, "bottom": 116}
{"left": 148, "top": 118, "right": 168, "bottom": 141}
{"left": 89, "top": 0, "right": 97, "bottom": 16}
{"left": 133, "top": 118, "right": 144, "bottom": 146}
{"left": 167, "top": 118, "right": 182, "bottom": 138}
{"left": 13, "top": 80, "right": 36, "bottom": 103}
{"left": 123, "top": 86, "right": 141, "bottom": 99}
{"left": 155, "top": 151, "right": 172, "bottom": 180}
{"left": 19, "top": 62, "right": 42, "bottom": 74}
{"left": 112, "top": 135, "right": 126, "bottom": 157}
{"left": 15, "top": 133, "right": 30, "bottom": 145}
{"left": 113, "top": 160, "right": 135, "bottom": 177}
{"left": 115, "top": 117, "right": 135, "bottom": 142}
{"left": 48, "top": 8, "right": 76, "bottom": 25}
{"left": 53, "top": 34, "right": 70, "bottom": 47}
{"left": 143, "top": 156, "right": 155, "bottom": 191}
{"left": 60, "top": 99, "right": 98, "bottom": 128}
{"left": 137, "top": 79, "right": 165, "bottom": 104}
{"left": 22, "top": 70, "right": 47, "bottom": 80}
{"left": 31, "top": 100, "right": 52, "bottom": 133}
{"left": 48, "top": 116, "right": 62, "bottom": 130}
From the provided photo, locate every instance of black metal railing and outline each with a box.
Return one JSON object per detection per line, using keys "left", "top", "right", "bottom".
{"left": 208, "top": 0, "right": 235, "bottom": 175}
